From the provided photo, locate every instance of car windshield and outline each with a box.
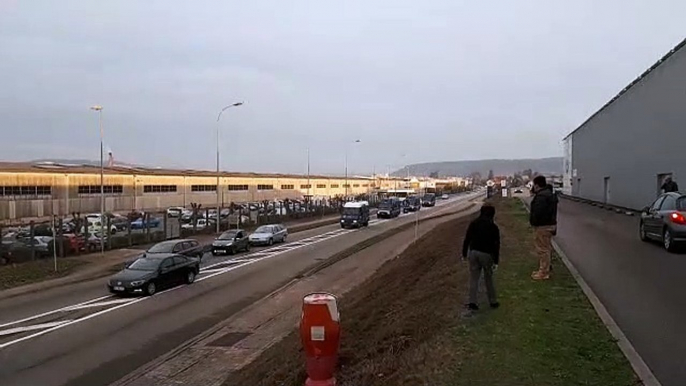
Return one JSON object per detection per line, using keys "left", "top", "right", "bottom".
{"left": 218, "top": 231, "right": 238, "bottom": 240}
{"left": 255, "top": 226, "right": 273, "bottom": 233}
{"left": 128, "top": 258, "right": 162, "bottom": 271}
{"left": 343, "top": 207, "right": 360, "bottom": 215}
{"left": 423, "top": 194, "right": 435, "bottom": 200}
{"left": 147, "top": 242, "right": 175, "bottom": 253}
{"left": 379, "top": 200, "right": 393, "bottom": 209}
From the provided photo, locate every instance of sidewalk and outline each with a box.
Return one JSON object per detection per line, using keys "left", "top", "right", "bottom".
{"left": 0, "top": 215, "right": 339, "bottom": 301}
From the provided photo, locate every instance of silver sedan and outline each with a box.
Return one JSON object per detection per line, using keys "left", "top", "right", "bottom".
{"left": 249, "top": 224, "right": 288, "bottom": 246}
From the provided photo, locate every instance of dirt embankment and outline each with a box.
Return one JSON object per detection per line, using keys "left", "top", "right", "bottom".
{"left": 226, "top": 214, "right": 472, "bottom": 386}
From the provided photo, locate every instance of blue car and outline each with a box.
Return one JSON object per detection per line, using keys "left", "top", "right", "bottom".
{"left": 130, "top": 217, "right": 161, "bottom": 230}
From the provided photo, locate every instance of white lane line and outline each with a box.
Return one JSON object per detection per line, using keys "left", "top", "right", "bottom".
{"left": 0, "top": 320, "right": 73, "bottom": 337}
{"left": 64, "top": 298, "right": 135, "bottom": 311}
{"left": 0, "top": 295, "right": 113, "bottom": 329}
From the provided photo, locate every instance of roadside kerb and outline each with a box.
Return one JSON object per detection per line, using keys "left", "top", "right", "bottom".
{"left": 110, "top": 198, "right": 481, "bottom": 386}
{"left": 0, "top": 216, "right": 341, "bottom": 301}
{"left": 519, "top": 197, "right": 661, "bottom": 386}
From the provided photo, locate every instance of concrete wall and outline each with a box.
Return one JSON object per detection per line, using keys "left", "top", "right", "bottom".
{"left": 0, "top": 172, "right": 376, "bottom": 222}
{"left": 571, "top": 45, "right": 686, "bottom": 210}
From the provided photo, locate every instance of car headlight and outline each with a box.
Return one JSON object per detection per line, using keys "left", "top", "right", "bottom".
{"left": 353, "top": 220, "right": 358, "bottom": 223}
{"left": 130, "top": 280, "right": 146, "bottom": 287}
{"left": 340, "top": 220, "right": 345, "bottom": 222}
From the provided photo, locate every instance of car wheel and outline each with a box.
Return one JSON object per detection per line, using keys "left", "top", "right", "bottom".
{"left": 111, "top": 228, "right": 116, "bottom": 235}
{"left": 145, "top": 282, "right": 157, "bottom": 296}
{"left": 269, "top": 238, "right": 274, "bottom": 246}
{"left": 229, "top": 247, "right": 235, "bottom": 255}
{"left": 186, "top": 270, "right": 196, "bottom": 284}
{"left": 281, "top": 235, "right": 287, "bottom": 243}
{"left": 245, "top": 243, "right": 251, "bottom": 252}
{"left": 211, "top": 251, "right": 217, "bottom": 256}
{"left": 664, "top": 229, "right": 677, "bottom": 252}
{"left": 639, "top": 222, "right": 648, "bottom": 242}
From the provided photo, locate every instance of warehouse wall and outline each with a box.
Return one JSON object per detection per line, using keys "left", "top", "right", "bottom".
{"left": 571, "top": 45, "right": 686, "bottom": 210}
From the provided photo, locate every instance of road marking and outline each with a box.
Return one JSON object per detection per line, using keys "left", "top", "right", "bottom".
{"left": 0, "top": 294, "right": 113, "bottom": 329}
{"left": 0, "top": 320, "right": 73, "bottom": 337}
{"left": 64, "top": 298, "right": 135, "bottom": 311}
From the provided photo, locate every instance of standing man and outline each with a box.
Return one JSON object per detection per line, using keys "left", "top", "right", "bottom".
{"left": 530, "top": 176, "right": 558, "bottom": 280}
{"left": 661, "top": 176, "right": 679, "bottom": 193}
{"left": 462, "top": 204, "right": 500, "bottom": 311}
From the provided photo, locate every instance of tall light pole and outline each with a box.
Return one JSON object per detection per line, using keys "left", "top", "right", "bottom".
{"left": 216, "top": 102, "right": 244, "bottom": 234}
{"left": 345, "top": 139, "right": 361, "bottom": 198}
{"left": 306, "top": 147, "right": 311, "bottom": 199}
{"left": 90, "top": 105, "right": 104, "bottom": 255}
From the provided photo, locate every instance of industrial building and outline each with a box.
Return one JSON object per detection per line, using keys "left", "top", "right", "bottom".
{"left": 563, "top": 38, "right": 686, "bottom": 210}
{"left": 0, "top": 162, "right": 382, "bottom": 222}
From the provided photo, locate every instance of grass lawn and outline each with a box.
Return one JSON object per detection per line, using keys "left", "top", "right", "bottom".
{"left": 226, "top": 198, "right": 639, "bottom": 386}
{"left": 0, "top": 258, "right": 90, "bottom": 291}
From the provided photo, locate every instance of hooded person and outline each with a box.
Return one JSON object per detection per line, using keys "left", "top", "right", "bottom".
{"left": 462, "top": 204, "right": 500, "bottom": 311}
{"left": 529, "top": 176, "right": 558, "bottom": 280}
{"left": 661, "top": 177, "right": 679, "bottom": 193}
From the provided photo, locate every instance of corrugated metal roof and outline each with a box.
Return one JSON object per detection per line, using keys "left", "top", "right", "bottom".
{"left": 564, "top": 37, "right": 686, "bottom": 140}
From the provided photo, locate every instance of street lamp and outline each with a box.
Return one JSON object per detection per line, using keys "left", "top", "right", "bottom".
{"left": 90, "top": 105, "right": 104, "bottom": 255}
{"left": 345, "top": 139, "right": 361, "bottom": 197}
{"left": 216, "top": 102, "right": 244, "bottom": 233}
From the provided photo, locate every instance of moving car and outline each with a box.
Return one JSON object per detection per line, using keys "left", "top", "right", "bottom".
{"left": 421, "top": 193, "right": 436, "bottom": 207}
{"left": 340, "top": 201, "right": 370, "bottom": 228}
{"left": 441, "top": 194, "right": 449, "bottom": 200}
{"left": 143, "top": 239, "right": 203, "bottom": 259}
{"left": 640, "top": 192, "right": 686, "bottom": 252}
{"left": 377, "top": 198, "right": 401, "bottom": 219}
{"left": 212, "top": 229, "right": 250, "bottom": 255}
{"left": 107, "top": 254, "right": 200, "bottom": 296}
{"left": 249, "top": 224, "right": 288, "bottom": 245}
{"left": 403, "top": 197, "right": 421, "bottom": 213}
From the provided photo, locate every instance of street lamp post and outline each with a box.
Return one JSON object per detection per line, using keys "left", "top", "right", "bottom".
{"left": 90, "top": 105, "right": 104, "bottom": 255}
{"left": 345, "top": 139, "right": 361, "bottom": 198}
{"left": 216, "top": 102, "right": 244, "bottom": 234}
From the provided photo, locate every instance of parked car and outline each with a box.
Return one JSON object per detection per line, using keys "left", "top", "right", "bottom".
{"left": 130, "top": 216, "right": 162, "bottom": 230}
{"left": 181, "top": 218, "right": 211, "bottom": 230}
{"left": 143, "top": 239, "right": 204, "bottom": 259}
{"left": 377, "top": 198, "right": 401, "bottom": 219}
{"left": 421, "top": 193, "right": 436, "bottom": 207}
{"left": 639, "top": 192, "right": 686, "bottom": 252}
{"left": 340, "top": 202, "right": 370, "bottom": 228}
{"left": 166, "top": 207, "right": 185, "bottom": 218}
{"left": 249, "top": 224, "right": 288, "bottom": 245}
{"left": 107, "top": 254, "right": 200, "bottom": 296}
{"left": 441, "top": 194, "right": 449, "bottom": 200}
{"left": 211, "top": 229, "right": 250, "bottom": 255}
{"left": 82, "top": 217, "right": 118, "bottom": 235}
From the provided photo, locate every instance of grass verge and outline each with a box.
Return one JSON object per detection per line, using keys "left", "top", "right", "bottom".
{"left": 225, "top": 198, "right": 639, "bottom": 386}
{"left": 0, "top": 258, "right": 90, "bottom": 290}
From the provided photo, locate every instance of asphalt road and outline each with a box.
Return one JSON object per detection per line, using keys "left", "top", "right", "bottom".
{"left": 556, "top": 199, "right": 686, "bottom": 386}
{"left": 0, "top": 192, "right": 480, "bottom": 386}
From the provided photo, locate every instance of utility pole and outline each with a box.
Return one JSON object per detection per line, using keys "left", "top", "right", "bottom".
{"left": 90, "top": 105, "right": 104, "bottom": 255}
{"left": 215, "top": 102, "right": 244, "bottom": 234}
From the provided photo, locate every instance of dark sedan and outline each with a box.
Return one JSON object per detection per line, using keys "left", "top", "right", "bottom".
{"left": 640, "top": 192, "right": 686, "bottom": 252}
{"left": 211, "top": 229, "right": 250, "bottom": 255}
{"left": 143, "top": 239, "right": 204, "bottom": 259}
{"left": 108, "top": 254, "right": 200, "bottom": 296}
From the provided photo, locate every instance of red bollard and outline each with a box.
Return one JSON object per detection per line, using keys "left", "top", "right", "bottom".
{"left": 300, "top": 292, "right": 340, "bottom": 386}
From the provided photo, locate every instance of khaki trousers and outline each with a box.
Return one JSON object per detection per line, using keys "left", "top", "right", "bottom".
{"left": 534, "top": 225, "right": 556, "bottom": 274}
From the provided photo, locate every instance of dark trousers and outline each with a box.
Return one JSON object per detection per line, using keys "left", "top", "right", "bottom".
{"left": 468, "top": 249, "right": 497, "bottom": 305}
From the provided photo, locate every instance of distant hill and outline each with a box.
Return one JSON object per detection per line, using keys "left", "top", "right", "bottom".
{"left": 30, "top": 158, "right": 144, "bottom": 168}
{"left": 394, "top": 157, "right": 563, "bottom": 177}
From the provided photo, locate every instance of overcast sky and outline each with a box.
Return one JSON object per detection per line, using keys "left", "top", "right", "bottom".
{"left": 0, "top": 1, "right": 684, "bottom": 175}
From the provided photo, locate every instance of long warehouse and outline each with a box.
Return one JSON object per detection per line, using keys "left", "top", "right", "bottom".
{"left": 0, "top": 162, "right": 379, "bottom": 222}
{"left": 563, "top": 38, "right": 686, "bottom": 210}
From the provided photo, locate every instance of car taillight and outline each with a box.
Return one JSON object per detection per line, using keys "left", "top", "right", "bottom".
{"left": 670, "top": 212, "right": 686, "bottom": 225}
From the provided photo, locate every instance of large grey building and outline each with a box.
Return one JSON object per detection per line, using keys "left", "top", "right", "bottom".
{"left": 564, "top": 38, "right": 686, "bottom": 210}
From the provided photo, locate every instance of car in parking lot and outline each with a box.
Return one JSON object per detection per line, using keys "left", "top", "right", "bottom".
{"left": 640, "top": 192, "right": 686, "bottom": 252}
{"left": 249, "top": 224, "right": 288, "bottom": 245}
{"left": 211, "top": 229, "right": 250, "bottom": 255}
{"left": 107, "top": 253, "right": 200, "bottom": 296}
{"left": 441, "top": 193, "right": 449, "bottom": 200}
{"left": 130, "top": 216, "right": 161, "bottom": 230}
{"left": 143, "top": 239, "right": 204, "bottom": 259}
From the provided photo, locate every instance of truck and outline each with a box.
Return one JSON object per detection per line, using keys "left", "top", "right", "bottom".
{"left": 340, "top": 201, "right": 370, "bottom": 228}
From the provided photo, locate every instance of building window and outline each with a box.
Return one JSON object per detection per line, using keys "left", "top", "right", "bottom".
{"left": 330, "top": 184, "right": 339, "bottom": 188}
{"left": 316, "top": 184, "right": 327, "bottom": 189}
{"left": 143, "top": 185, "right": 177, "bottom": 193}
{"left": 191, "top": 185, "right": 217, "bottom": 192}
{"left": 362, "top": 184, "right": 369, "bottom": 187}
{"left": 257, "top": 184, "right": 273, "bottom": 191}
{"left": 300, "top": 184, "right": 312, "bottom": 189}
{"left": 353, "top": 184, "right": 360, "bottom": 187}
{"left": 227, "top": 184, "right": 248, "bottom": 191}
{"left": 343, "top": 184, "right": 351, "bottom": 188}
{"left": 0, "top": 185, "right": 52, "bottom": 197}
{"left": 78, "top": 185, "right": 123, "bottom": 195}
{"left": 281, "top": 184, "right": 295, "bottom": 190}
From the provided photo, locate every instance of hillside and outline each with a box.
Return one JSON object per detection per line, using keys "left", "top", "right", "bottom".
{"left": 394, "top": 157, "right": 563, "bottom": 177}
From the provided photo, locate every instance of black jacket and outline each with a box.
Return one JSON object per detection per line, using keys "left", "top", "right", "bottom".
{"left": 662, "top": 180, "right": 679, "bottom": 193}
{"left": 530, "top": 185, "right": 558, "bottom": 227}
{"left": 462, "top": 216, "right": 500, "bottom": 264}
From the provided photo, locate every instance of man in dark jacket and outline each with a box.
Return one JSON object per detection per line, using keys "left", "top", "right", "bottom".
{"left": 529, "top": 176, "right": 558, "bottom": 280}
{"left": 462, "top": 204, "right": 500, "bottom": 310}
{"left": 661, "top": 177, "right": 679, "bottom": 193}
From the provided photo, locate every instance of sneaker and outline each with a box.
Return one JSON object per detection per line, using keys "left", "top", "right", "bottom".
{"left": 490, "top": 302, "right": 500, "bottom": 309}
{"left": 531, "top": 271, "right": 550, "bottom": 280}
{"left": 466, "top": 303, "right": 479, "bottom": 311}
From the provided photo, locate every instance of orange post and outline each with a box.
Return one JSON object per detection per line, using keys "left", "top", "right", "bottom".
{"left": 300, "top": 292, "right": 341, "bottom": 386}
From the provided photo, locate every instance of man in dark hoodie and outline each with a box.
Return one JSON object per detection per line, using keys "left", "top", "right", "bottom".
{"left": 462, "top": 204, "right": 500, "bottom": 311}
{"left": 529, "top": 175, "right": 558, "bottom": 280}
